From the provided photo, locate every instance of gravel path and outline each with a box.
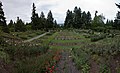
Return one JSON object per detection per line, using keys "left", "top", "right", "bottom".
{"left": 55, "top": 50, "right": 80, "bottom": 73}
{"left": 23, "top": 32, "right": 49, "bottom": 42}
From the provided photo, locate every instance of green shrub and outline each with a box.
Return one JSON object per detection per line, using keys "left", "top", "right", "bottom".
{"left": 91, "top": 34, "right": 106, "bottom": 42}
{"left": 0, "top": 37, "right": 8, "bottom": 46}
{"left": 0, "top": 51, "right": 10, "bottom": 63}
{"left": 100, "top": 64, "right": 111, "bottom": 73}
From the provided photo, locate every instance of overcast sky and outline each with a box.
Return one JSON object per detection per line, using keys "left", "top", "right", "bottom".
{"left": 1, "top": 0, "right": 120, "bottom": 23}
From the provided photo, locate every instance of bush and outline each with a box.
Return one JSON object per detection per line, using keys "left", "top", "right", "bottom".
{"left": 92, "top": 27, "right": 106, "bottom": 32}
{"left": 91, "top": 34, "right": 106, "bottom": 42}
{"left": 0, "top": 37, "right": 8, "bottom": 46}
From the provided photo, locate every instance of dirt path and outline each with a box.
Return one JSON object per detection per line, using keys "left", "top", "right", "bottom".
{"left": 55, "top": 50, "right": 80, "bottom": 73}
{"left": 23, "top": 32, "right": 49, "bottom": 43}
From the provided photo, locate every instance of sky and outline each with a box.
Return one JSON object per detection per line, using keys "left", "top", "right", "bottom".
{"left": 1, "top": 0, "right": 120, "bottom": 24}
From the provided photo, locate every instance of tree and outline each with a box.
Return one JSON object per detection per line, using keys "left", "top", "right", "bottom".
{"left": 92, "top": 11, "right": 105, "bottom": 28}
{"left": 73, "top": 7, "right": 82, "bottom": 28}
{"left": 106, "top": 19, "right": 114, "bottom": 26}
{"left": 26, "top": 22, "right": 32, "bottom": 30}
{"left": 105, "top": 19, "right": 113, "bottom": 29}
{"left": 86, "top": 11, "right": 92, "bottom": 28}
{"left": 31, "top": 3, "right": 39, "bottom": 30}
{"left": 114, "top": 3, "right": 120, "bottom": 29}
{"left": 64, "top": 9, "right": 73, "bottom": 28}
{"left": 15, "top": 17, "right": 26, "bottom": 32}
{"left": 8, "top": 20, "right": 14, "bottom": 28}
{"left": 39, "top": 11, "right": 46, "bottom": 29}
{"left": 81, "top": 11, "right": 87, "bottom": 28}
{"left": 8, "top": 20, "right": 15, "bottom": 32}
{"left": 46, "top": 10, "right": 54, "bottom": 29}
{"left": 0, "top": 1, "right": 9, "bottom": 33}
{"left": 115, "top": 3, "right": 120, "bottom": 9}
{"left": 53, "top": 20, "right": 58, "bottom": 28}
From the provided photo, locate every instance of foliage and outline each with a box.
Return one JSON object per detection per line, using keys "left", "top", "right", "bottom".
{"left": 15, "top": 17, "right": 26, "bottom": 32}
{"left": 92, "top": 11, "right": 105, "bottom": 28}
{"left": 73, "top": 7, "right": 82, "bottom": 28}
{"left": 0, "top": 2, "right": 9, "bottom": 33}
{"left": 100, "top": 64, "right": 111, "bottom": 73}
{"left": 8, "top": 20, "right": 15, "bottom": 32}
{"left": 31, "top": 3, "right": 38, "bottom": 30}
{"left": 113, "top": 3, "right": 120, "bottom": 30}
{"left": 64, "top": 9, "right": 73, "bottom": 28}
{"left": 91, "top": 33, "right": 106, "bottom": 42}
{"left": 64, "top": 6, "right": 92, "bottom": 29}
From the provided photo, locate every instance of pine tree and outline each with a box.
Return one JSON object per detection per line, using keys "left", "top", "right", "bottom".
{"left": 92, "top": 11, "right": 105, "bottom": 28}
{"left": 114, "top": 3, "right": 120, "bottom": 29}
{"left": 39, "top": 11, "right": 46, "bottom": 29}
{"left": 86, "top": 11, "right": 92, "bottom": 28}
{"left": 73, "top": 7, "right": 82, "bottom": 28}
{"left": 81, "top": 11, "right": 87, "bottom": 28}
{"left": 54, "top": 20, "right": 58, "bottom": 28}
{"left": 47, "top": 10, "right": 54, "bottom": 29}
{"left": 0, "top": 1, "right": 9, "bottom": 33}
{"left": 31, "top": 3, "right": 39, "bottom": 30}
{"left": 64, "top": 10, "right": 73, "bottom": 28}
{"left": 106, "top": 19, "right": 113, "bottom": 29}
{"left": 15, "top": 17, "right": 26, "bottom": 32}
{"left": 8, "top": 20, "right": 14, "bottom": 28}
{"left": 8, "top": 20, "right": 15, "bottom": 32}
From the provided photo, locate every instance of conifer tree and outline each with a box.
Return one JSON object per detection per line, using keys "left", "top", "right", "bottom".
{"left": 64, "top": 10, "right": 73, "bottom": 28}
{"left": 31, "top": 3, "right": 39, "bottom": 30}
{"left": 114, "top": 3, "right": 120, "bottom": 29}
{"left": 81, "top": 11, "right": 87, "bottom": 28}
{"left": 39, "top": 11, "right": 46, "bottom": 29}
{"left": 15, "top": 17, "right": 26, "bottom": 32}
{"left": 54, "top": 20, "right": 58, "bottom": 28}
{"left": 86, "top": 11, "right": 92, "bottom": 28}
{"left": 8, "top": 20, "right": 15, "bottom": 32}
{"left": 73, "top": 7, "right": 82, "bottom": 28}
{"left": 0, "top": 1, "right": 9, "bottom": 33}
{"left": 47, "top": 10, "right": 54, "bottom": 29}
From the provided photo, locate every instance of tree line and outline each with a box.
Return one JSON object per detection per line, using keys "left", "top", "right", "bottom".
{"left": 0, "top": 1, "right": 120, "bottom": 33}
{"left": 64, "top": 6, "right": 92, "bottom": 29}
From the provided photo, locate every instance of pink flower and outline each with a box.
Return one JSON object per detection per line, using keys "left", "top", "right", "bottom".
{"left": 52, "top": 66, "right": 55, "bottom": 70}
{"left": 48, "top": 68, "right": 51, "bottom": 71}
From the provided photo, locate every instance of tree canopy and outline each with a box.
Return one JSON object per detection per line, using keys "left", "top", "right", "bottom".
{"left": 0, "top": 1, "right": 9, "bottom": 33}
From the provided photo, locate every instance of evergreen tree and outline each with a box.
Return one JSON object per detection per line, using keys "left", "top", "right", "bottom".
{"left": 8, "top": 20, "right": 14, "bottom": 28}
{"left": 31, "top": 3, "right": 39, "bottom": 30}
{"left": 106, "top": 19, "right": 113, "bottom": 26}
{"left": 106, "top": 19, "right": 114, "bottom": 29}
{"left": 86, "top": 11, "right": 92, "bottom": 28}
{"left": 8, "top": 20, "right": 15, "bottom": 32}
{"left": 15, "top": 17, "right": 26, "bottom": 32}
{"left": 92, "top": 11, "right": 105, "bottom": 28}
{"left": 47, "top": 10, "right": 54, "bottom": 29}
{"left": 73, "top": 7, "right": 82, "bottom": 28}
{"left": 114, "top": 3, "right": 120, "bottom": 29}
{"left": 81, "top": 11, "right": 87, "bottom": 28}
{"left": 39, "top": 11, "right": 46, "bottom": 29}
{"left": 64, "top": 10, "right": 73, "bottom": 28}
{"left": 54, "top": 20, "right": 58, "bottom": 28}
{"left": 0, "top": 1, "right": 9, "bottom": 33}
